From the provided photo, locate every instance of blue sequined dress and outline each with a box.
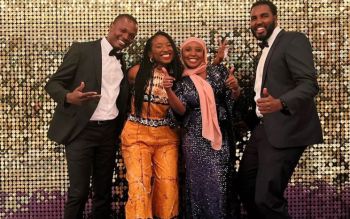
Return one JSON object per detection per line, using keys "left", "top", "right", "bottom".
{"left": 175, "top": 64, "right": 239, "bottom": 219}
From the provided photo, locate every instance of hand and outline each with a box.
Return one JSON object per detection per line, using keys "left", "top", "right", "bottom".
{"left": 213, "top": 37, "right": 229, "bottom": 65}
{"left": 162, "top": 67, "right": 175, "bottom": 91}
{"left": 256, "top": 88, "right": 283, "bottom": 114}
{"left": 217, "top": 37, "right": 229, "bottom": 59}
{"left": 65, "top": 82, "right": 101, "bottom": 105}
{"left": 33, "top": 102, "right": 42, "bottom": 112}
{"left": 225, "top": 66, "right": 239, "bottom": 91}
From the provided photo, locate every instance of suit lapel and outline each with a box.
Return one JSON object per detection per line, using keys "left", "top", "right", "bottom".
{"left": 116, "top": 56, "right": 130, "bottom": 116}
{"left": 120, "top": 55, "right": 127, "bottom": 74}
{"left": 261, "top": 30, "right": 285, "bottom": 90}
{"left": 118, "top": 56, "right": 128, "bottom": 99}
{"left": 93, "top": 39, "right": 102, "bottom": 89}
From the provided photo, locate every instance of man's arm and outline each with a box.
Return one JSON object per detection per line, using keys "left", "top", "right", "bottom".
{"left": 278, "top": 33, "right": 319, "bottom": 115}
{"left": 45, "top": 43, "right": 100, "bottom": 106}
{"left": 45, "top": 42, "right": 81, "bottom": 106}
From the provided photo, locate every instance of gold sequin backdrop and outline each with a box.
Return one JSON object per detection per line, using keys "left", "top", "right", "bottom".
{"left": 0, "top": 0, "right": 349, "bottom": 218}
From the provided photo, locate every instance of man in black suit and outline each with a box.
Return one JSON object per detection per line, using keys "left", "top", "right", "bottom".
{"left": 45, "top": 14, "right": 138, "bottom": 219}
{"left": 238, "top": 1, "right": 323, "bottom": 218}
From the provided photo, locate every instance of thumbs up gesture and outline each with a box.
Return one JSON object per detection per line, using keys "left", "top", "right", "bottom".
{"left": 256, "top": 88, "right": 283, "bottom": 114}
{"left": 162, "top": 67, "right": 175, "bottom": 91}
{"left": 225, "top": 66, "right": 240, "bottom": 99}
{"left": 65, "top": 82, "right": 101, "bottom": 105}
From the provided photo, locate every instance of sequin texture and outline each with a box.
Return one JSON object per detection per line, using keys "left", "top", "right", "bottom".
{"left": 175, "top": 64, "right": 239, "bottom": 219}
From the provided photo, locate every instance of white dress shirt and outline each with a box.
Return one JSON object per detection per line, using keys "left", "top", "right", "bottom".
{"left": 254, "top": 26, "right": 282, "bottom": 117}
{"left": 90, "top": 37, "right": 124, "bottom": 121}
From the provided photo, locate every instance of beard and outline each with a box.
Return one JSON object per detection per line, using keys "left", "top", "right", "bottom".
{"left": 251, "top": 20, "right": 276, "bottom": 41}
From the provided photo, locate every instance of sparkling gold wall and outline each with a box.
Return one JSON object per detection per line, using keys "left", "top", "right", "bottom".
{"left": 1, "top": 0, "right": 349, "bottom": 218}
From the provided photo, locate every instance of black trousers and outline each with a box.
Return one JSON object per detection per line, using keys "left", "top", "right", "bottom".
{"left": 238, "top": 123, "right": 305, "bottom": 219}
{"left": 64, "top": 121, "right": 118, "bottom": 219}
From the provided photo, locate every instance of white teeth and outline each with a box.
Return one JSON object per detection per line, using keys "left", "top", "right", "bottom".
{"left": 162, "top": 54, "right": 170, "bottom": 57}
{"left": 119, "top": 40, "right": 125, "bottom": 45}
{"left": 189, "top": 58, "right": 197, "bottom": 62}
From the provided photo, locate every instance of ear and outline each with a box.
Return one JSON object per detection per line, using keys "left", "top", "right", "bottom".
{"left": 148, "top": 51, "right": 153, "bottom": 59}
{"left": 107, "top": 22, "right": 115, "bottom": 35}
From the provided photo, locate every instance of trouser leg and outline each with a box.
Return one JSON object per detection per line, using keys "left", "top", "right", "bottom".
{"left": 238, "top": 124, "right": 305, "bottom": 219}
{"left": 152, "top": 143, "right": 179, "bottom": 219}
{"left": 122, "top": 143, "right": 153, "bottom": 219}
{"left": 91, "top": 144, "right": 117, "bottom": 219}
{"left": 254, "top": 127, "right": 305, "bottom": 219}
{"left": 64, "top": 137, "right": 94, "bottom": 219}
{"left": 238, "top": 126, "right": 262, "bottom": 219}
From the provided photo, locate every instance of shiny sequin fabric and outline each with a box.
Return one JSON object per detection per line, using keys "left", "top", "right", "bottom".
{"left": 175, "top": 64, "right": 239, "bottom": 219}
{"left": 2, "top": 1, "right": 349, "bottom": 218}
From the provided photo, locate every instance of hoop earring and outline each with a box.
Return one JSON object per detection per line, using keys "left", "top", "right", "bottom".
{"left": 150, "top": 57, "right": 154, "bottom": 63}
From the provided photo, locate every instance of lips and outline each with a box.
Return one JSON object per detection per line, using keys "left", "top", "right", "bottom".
{"left": 119, "top": 40, "right": 126, "bottom": 45}
{"left": 188, "top": 58, "right": 198, "bottom": 63}
{"left": 161, "top": 53, "right": 172, "bottom": 60}
{"left": 255, "top": 27, "right": 266, "bottom": 34}
{"left": 184, "top": 58, "right": 202, "bottom": 68}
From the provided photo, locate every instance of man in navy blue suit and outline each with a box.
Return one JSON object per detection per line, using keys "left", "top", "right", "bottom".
{"left": 238, "top": 1, "right": 323, "bottom": 218}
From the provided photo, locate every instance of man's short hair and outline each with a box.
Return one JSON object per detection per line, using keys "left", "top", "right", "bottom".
{"left": 251, "top": 0, "right": 278, "bottom": 16}
{"left": 113, "top": 14, "right": 138, "bottom": 24}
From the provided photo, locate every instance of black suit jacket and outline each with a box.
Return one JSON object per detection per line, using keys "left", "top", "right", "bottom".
{"left": 256, "top": 30, "right": 323, "bottom": 148}
{"left": 45, "top": 39, "right": 130, "bottom": 145}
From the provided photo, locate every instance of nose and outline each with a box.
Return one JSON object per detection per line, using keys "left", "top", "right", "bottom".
{"left": 189, "top": 50, "right": 197, "bottom": 56}
{"left": 160, "top": 45, "right": 172, "bottom": 53}
{"left": 256, "top": 17, "right": 263, "bottom": 25}
{"left": 165, "top": 45, "right": 173, "bottom": 52}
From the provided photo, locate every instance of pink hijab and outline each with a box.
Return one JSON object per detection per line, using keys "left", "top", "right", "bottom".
{"left": 181, "top": 37, "right": 222, "bottom": 150}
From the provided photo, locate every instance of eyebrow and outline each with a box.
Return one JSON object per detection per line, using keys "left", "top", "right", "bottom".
{"left": 252, "top": 12, "right": 270, "bottom": 17}
{"left": 185, "top": 45, "right": 202, "bottom": 49}
{"left": 154, "top": 42, "right": 171, "bottom": 46}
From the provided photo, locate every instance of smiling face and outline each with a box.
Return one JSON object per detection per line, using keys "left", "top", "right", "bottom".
{"left": 250, "top": 4, "right": 277, "bottom": 41}
{"left": 181, "top": 41, "right": 205, "bottom": 69}
{"left": 149, "top": 35, "right": 174, "bottom": 66}
{"left": 107, "top": 17, "right": 138, "bottom": 50}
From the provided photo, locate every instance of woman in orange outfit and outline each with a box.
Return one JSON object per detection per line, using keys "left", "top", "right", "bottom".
{"left": 120, "top": 31, "right": 183, "bottom": 219}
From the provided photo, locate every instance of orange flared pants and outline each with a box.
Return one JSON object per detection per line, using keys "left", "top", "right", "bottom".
{"left": 121, "top": 120, "right": 180, "bottom": 219}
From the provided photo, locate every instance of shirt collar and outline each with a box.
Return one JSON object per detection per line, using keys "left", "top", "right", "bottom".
{"left": 266, "top": 26, "right": 282, "bottom": 47}
{"left": 101, "top": 37, "right": 113, "bottom": 54}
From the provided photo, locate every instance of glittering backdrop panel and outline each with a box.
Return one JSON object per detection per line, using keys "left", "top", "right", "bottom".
{"left": 0, "top": 0, "right": 349, "bottom": 218}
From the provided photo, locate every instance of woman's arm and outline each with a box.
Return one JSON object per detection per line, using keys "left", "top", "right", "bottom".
{"left": 212, "top": 38, "right": 228, "bottom": 65}
{"left": 127, "top": 64, "right": 140, "bottom": 85}
{"left": 162, "top": 68, "right": 186, "bottom": 115}
{"left": 166, "top": 88, "right": 186, "bottom": 115}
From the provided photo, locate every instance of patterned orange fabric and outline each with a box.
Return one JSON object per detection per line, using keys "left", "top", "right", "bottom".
{"left": 121, "top": 68, "right": 180, "bottom": 219}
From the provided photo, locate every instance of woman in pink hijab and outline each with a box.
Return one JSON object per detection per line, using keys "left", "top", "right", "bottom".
{"left": 163, "top": 37, "right": 241, "bottom": 218}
